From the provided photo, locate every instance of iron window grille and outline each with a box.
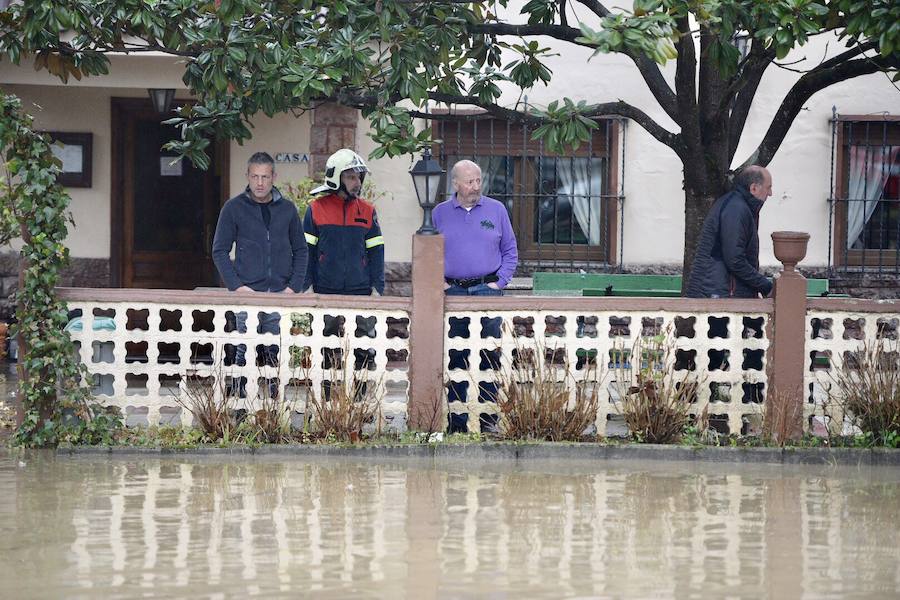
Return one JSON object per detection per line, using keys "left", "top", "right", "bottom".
{"left": 433, "top": 114, "right": 626, "bottom": 270}
{"left": 829, "top": 112, "right": 900, "bottom": 274}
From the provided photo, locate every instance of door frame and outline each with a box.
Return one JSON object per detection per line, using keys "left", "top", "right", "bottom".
{"left": 110, "top": 97, "right": 230, "bottom": 287}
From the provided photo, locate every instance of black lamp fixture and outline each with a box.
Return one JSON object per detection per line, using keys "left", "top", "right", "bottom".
{"left": 148, "top": 88, "right": 176, "bottom": 115}
{"left": 409, "top": 146, "right": 445, "bottom": 235}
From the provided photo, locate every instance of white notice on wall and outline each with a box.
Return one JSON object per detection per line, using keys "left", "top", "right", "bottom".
{"left": 160, "top": 156, "right": 183, "bottom": 177}
{"left": 51, "top": 144, "right": 83, "bottom": 173}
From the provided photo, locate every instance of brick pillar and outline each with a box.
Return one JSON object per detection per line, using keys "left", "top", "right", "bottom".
{"left": 767, "top": 231, "right": 810, "bottom": 441}
{"left": 309, "top": 103, "right": 358, "bottom": 176}
{"left": 408, "top": 234, "right": 445, "bottom": 431}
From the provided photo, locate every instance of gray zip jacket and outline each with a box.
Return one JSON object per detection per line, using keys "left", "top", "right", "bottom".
{"left": 212, "top": 187, "right": 308, "bottom": 292}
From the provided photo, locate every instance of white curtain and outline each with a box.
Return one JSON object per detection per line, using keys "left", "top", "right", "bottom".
{"left": 555, "top": 158, "right": 603, "bottom": 246}
{"left": 847, "top": 145, "right": 900, "bottom": 249}
{"left": 475, "top": 156, "right": 508, "bottom": 199}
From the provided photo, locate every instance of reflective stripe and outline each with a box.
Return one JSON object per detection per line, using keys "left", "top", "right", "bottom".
{"left": 365, "top": 236, "right": 384, "bottom": 249}
{"left": 305, "top": 233, "right": 319, "bottom": 245}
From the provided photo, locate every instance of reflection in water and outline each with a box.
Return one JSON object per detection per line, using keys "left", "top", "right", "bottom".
{"left": 1, "top": 454, "right": 899, "bottom": 599}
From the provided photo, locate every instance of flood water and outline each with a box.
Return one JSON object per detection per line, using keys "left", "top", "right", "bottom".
{"left": 1, "top": 453, "right": 899, "bottom": 599}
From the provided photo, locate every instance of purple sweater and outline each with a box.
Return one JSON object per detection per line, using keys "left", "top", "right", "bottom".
{"left": 432, "top": 194, "right": 519, "bottom": 288}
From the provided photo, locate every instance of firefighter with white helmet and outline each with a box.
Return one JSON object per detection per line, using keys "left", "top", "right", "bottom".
{"left": 303, "top": 149, "right": 385, "bottom": 295}
{"left": 309, "top": 148, "right": 370, "bottom": 196}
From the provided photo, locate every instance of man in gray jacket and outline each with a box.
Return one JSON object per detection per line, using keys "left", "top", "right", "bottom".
{"left": 212, "top": 152, "right": 307, "bottom": 386}
{"left": 686, "top": 165, "right": 774, "bottom": 299}
{"left": 213, "top": 152, "right": 307, "bottom": 293}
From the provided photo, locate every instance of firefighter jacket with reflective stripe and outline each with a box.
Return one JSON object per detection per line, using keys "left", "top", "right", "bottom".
{"left": 302, "top": 193, "right": 385, "bottom": 294}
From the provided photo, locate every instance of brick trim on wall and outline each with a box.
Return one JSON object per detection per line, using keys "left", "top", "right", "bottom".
{"left": 309, "top": 104, "right": 359, "bottom": 177}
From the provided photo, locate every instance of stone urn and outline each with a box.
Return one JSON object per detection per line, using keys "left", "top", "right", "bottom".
{"left": 771, "top": 231, "right": 810, "bottom": 272}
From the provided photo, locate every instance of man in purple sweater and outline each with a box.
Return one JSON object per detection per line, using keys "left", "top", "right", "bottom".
{"left": 432, "top": 160, "right": 519, "bottom": 296}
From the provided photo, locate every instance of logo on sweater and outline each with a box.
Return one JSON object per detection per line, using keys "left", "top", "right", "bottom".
{"left": 480, "top": 219, "right": 495, "bottom": 230}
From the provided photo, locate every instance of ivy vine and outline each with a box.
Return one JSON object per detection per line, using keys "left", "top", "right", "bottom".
{"left": 0, "top": 92, "right": 92, "bottom": 447}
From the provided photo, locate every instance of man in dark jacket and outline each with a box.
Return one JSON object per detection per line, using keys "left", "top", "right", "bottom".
{"left": 212, "top": 152, "right": 308, "bottom": 383}
{"left": 303, "top": 149, "right": 385, "bottom": 295}
{"left": 686, "top": 165, "right": 774, "bottom": 298}
{"left": 213, "top": 152, "right": 307, "bottom": 294}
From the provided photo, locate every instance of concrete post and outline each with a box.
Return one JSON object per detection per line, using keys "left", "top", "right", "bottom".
{"left": 767, "top": 231, "right": 810, "bottom": 441}
{"left": 408, "top": 234, "right": 445, "bottom": 431}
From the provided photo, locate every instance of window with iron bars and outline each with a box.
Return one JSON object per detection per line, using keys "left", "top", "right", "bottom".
{"left": 434, "top": 116, "right": 624, "bottom": 268}
{"left": 830, "top": 115, "right": 900, "bottom": 273}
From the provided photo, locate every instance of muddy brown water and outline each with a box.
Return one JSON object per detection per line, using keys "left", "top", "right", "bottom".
{"left": 1, "top": 453, "right": 899, "bottom": 599}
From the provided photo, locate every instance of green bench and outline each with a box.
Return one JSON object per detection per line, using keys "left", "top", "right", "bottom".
{"left": 532, "top": 272, "right": 841, "bottom": 298}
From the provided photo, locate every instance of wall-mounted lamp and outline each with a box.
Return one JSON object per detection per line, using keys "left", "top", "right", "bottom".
{"left": 148, "top": 88, "right": 176, "bottom": 115}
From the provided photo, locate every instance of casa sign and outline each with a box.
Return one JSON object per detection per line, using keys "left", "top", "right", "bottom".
{"left": 274, "top": 152, "right": 310, "bottom": 164}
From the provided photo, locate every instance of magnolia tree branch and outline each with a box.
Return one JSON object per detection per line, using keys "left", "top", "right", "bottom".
{"left": 817, "top": 40, "right": 879, "bottom": 70}
{"left": 469, "top": 22, "right": 584, "bottom": 43}
{"left": 343, "top": 85, "right": 678, "bottom": 149}
{"left": 573, "top": 0, "right": 611, "bottom": 18}
{"left": 743, "top": 53, "right": 899, "bottom": 168}
{"left": 726, "top": 40, "right": 776, "bottom": 162}
{"left": 727, "top": 40, "right": 878, "bottom": 161}
{"left": 674, "top": 17, "right": 697, "bottom": 131}
{"left": 423, "top": 91, "right": 681, "bottom": 150}
{"left": 470, "top": 20, "right": 680, "bottom": 126}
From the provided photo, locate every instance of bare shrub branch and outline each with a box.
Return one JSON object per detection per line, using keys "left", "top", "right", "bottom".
{"left": 305, "top": 343, "right": 382, "bottom": 442}
{"left": 175, "top": 367, "right": 235, "bottom": 441}
{"left": 762, "top": 389, "right": 804, "bottom": 447}
{"left": 488, "top": 327, "right": 600, "bottom": 441}
{"left": 827, "top": 340, "right": 900, "bottom": 444}
{"left": 612, "top": 328, "right": 700, "bottom": 444}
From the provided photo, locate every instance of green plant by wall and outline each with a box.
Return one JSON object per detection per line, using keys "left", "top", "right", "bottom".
{"left": 0, "top": 92, "right": 92, "bottom": 447}
{"left": 280, "top": 177, "right": 391, "bottom": 218}
{"left": 612, "top": 330, "right": 701, "bottom": 444}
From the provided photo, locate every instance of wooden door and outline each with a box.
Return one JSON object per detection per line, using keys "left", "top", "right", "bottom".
{"left": 111, "top": 98, "right": 225, "bottom": 289}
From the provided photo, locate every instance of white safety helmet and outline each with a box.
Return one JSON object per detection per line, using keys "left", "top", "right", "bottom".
{"left": 310, "top": 148, "right": 369, "bottom": 195}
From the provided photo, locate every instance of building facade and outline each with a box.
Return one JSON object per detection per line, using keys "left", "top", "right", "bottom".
{"left": 0, "top": 29, "right": 897, "bottom": 312}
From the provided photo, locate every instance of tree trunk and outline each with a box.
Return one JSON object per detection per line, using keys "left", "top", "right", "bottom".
{"left": 680, "top": 161, "right": 729, "bottom": 292}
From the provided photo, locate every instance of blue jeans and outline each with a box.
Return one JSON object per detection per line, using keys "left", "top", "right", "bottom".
{"left": 229, "top": 312, "right": 281, "bottom": 366}
{"left": 445, "top": 283, "right": 502, "bottom": 296}
{"left": 226, "top": 312, "right": 281, "bottom": 398}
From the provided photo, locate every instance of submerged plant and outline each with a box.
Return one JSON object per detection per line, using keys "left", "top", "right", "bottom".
{"left": 612, "top": 329, "right": 699, "bottom": 444}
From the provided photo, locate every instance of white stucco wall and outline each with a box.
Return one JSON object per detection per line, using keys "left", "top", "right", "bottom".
{"left": 2, "top": 55, "right": 312, "bottom": 259}
{"left": 357, "top": 117, "right": 422, "bottom": 263}
{"left": 3, "top": 82, "right": 118, "bottom": 258}
{"left": 228, "top": 117, "right": 311, "bottom": 198}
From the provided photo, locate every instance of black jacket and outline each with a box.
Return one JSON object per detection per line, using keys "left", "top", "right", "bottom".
{"left": 212, "top": 187, "right": 308, "bottom": 292}
{"left": 686, "top": 185, "right": 773, "bottom": 299}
